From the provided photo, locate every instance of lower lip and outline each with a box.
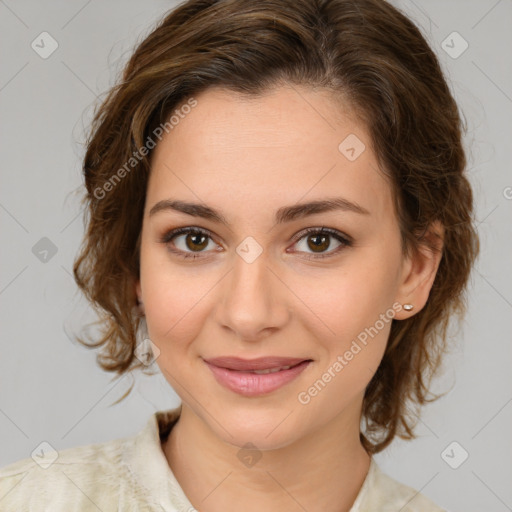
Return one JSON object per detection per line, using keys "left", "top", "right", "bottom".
{"left": 204, "top": 360, "right": 311, "bottom": 397}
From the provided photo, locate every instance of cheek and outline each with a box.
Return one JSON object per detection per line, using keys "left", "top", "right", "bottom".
{"left": 294, "top": 261, "right": 397, "bottom": 415}
{"left": 140, "top": 252, "right": 211, "bottom": 355}
{"left": 298, "top": 254, "right": 399, "bottom": 337}
{"left": 290, "top": 240, "right": 401, "bottom": 380}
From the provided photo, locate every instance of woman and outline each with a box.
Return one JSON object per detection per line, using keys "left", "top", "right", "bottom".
{"left": 0, "top": 0, "right": 479, "bottom": 510}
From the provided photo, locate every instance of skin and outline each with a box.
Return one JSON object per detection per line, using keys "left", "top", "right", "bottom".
{"left": 134, "top": 84, "right": 443, "bottom": 512}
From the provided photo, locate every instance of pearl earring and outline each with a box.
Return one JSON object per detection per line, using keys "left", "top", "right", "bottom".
{"left": 403, "top": 303, "right": 414, "bottom": 311}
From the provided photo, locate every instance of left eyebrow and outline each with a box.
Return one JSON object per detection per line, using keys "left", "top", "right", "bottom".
{"left": 148, "top": 197, "right": 370, "bottom": 227}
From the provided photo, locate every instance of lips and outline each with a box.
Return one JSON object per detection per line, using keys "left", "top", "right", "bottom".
{"left": 203, "top": 356, "right": 312, "bottom": 396}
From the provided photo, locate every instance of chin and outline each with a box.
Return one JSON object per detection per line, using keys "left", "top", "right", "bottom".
{"left": 203, "top": 402, "right": 307, "bottom": 451}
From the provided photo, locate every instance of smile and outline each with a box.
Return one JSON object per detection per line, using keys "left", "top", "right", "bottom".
{"left": 203, "top": 356, "right": 312, "bottom": 396}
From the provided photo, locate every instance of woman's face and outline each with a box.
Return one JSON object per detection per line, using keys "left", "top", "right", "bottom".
{"left": 136, "top": 85, "right": 422, "bottom": 450}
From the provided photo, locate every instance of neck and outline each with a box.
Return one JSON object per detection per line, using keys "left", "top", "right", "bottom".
{"left": 162, "top": 401, "right": 371, "bottom": 512}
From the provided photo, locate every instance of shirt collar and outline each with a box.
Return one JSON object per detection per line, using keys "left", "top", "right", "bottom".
{"left": 122, "top": 404, "right": 195, "bottom": 511}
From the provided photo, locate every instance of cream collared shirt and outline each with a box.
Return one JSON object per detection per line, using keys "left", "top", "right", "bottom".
{"left": 0, "top": 407, "right": 446, "bottom": 511}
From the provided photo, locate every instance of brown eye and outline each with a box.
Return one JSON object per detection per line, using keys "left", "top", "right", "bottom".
{"left": 306, "top": 232, "right": 331, "bottom": 253}
{"left": 160, "top": 227, "right": 217, "bottom": 259}
{"left": 161, "top": 226, "right": 352, "bottom": 261}
{"left": 292, "top": 227, "right": 352, "bottom": 259}
{"left": 183, "top": 232, "right": 209, "bottom": 251}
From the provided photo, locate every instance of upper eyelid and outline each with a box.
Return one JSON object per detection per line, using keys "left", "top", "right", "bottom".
{"left": 291, "top": 226, "right": 351, "bottom": 241}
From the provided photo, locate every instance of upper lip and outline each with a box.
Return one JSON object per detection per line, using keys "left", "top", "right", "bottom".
{"left": 203, "top": 356, "right": 311, "bottom": 371}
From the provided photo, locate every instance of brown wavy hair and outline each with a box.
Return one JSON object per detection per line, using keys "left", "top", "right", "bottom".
{"left": 72, "top": 0, "right": 479, "bottom": 453}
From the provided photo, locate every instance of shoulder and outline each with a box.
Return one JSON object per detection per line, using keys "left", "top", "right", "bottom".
{"left": 0, "top": 409, "right": 184, "bottom": 512}
{"left": 0, "top": 436, "right": 149, "bottom": 512}
{"left": 356, "top": 459, "right": 447, "bottom": 512}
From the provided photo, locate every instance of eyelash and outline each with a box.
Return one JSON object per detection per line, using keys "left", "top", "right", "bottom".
{"left": 160, "top": 226, "right": 353, "bottom": 261}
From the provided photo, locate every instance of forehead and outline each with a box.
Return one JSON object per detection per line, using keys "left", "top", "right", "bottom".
{"left": 147, "top": 85, "right": 394, "bottom": 224}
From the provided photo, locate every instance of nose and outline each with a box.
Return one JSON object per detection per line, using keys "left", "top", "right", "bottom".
{"left": 215, "top": 250, "right": 290, "bottom": 343}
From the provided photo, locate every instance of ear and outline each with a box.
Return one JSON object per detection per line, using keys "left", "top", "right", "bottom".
{"left": 394, "top": 221, "right": 444, "bottom": 320}
{"left": 134, "top": 278, "right": 145, "bottom": 315}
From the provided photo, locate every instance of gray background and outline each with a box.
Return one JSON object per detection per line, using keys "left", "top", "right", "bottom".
{"left": 1, "top": 0, "right": 511, "bottom": 510}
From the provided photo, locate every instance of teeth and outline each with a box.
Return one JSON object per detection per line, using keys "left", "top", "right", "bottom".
{"left": 251, "top": 365, "right": 292, "bottom": 374}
